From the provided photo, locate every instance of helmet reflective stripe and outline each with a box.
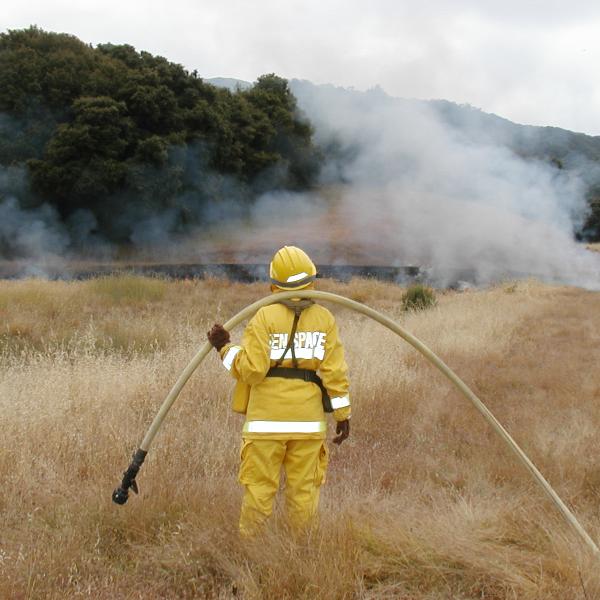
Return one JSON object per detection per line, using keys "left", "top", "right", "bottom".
{"left": 330, "top": 395, "right": 351, "bottom": 410}
{"left": 243, "top": 420, "right": 326, "bottom": 434}
{"left": 269, "top": 274, "right": 316, "bottom": 289}
{"left": 286, "top": 272, "right": 309, "bottom": 283}
{"left": 223, "top": 345, "right": 241, "bottom": 371}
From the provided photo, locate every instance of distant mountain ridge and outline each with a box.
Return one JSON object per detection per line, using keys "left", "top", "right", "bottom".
{"left": 209, "top": 76, "right": 600, "bottom": 159}
{"left": 430, "top": 98, "right": 600, "bottom": 167}
{"left": 205, "top": 77, "right": 252, "bottom": 91}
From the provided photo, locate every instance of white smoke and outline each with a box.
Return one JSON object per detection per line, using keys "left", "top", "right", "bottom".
{"left": 0, "top": 196, "right": 68, "bottom": 257}
{"left": 0, "top": 195, "right": 70, "bottom": 277}
{"left": 2, "top": 80, "right": 599, "bottom": 289}
{"left": 291, "top": 80, "right": 600, "bottom": 288}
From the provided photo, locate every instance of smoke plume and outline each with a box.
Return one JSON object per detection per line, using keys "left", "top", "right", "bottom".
{"left": 1, "top": 81, "right": 599, "bottom": 289}
{"left": 289, "top": 80, "right": 600, "bottom": 288}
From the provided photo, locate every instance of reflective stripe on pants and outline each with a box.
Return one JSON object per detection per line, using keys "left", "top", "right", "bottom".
{"left": 243, "top": 420, "right": 326, "bottom": 434}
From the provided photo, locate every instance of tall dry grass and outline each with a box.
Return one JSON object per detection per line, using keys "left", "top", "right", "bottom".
{"left": 1, "top": 276, "right": 600, "bottom": 598}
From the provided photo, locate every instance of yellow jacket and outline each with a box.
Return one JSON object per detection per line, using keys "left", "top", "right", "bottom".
{"left": 219, "top": 301, "right": 350, "bottom": 440}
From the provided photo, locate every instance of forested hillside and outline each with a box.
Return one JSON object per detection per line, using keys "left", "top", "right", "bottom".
{"left": 2, "top": 26, "right": 600, "bottom": 257}
{"left": 0, "top": 27, "right": 319, "bottom": 246}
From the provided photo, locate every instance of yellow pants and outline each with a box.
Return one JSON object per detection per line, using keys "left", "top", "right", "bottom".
{"left": 238, "top": 438, "right": 329, "bottom": 535}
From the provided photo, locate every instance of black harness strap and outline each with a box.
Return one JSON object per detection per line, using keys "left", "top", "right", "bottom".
{"left": 267, "top": 300, "right": 333, "bottom": 412}
{"left": 266, "top": 367, "right": 333, "bottom": 412}
{"left": 274, "top": 310, "right": 301, "bottom": 369}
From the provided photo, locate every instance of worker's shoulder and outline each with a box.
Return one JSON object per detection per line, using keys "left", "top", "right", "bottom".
{"left": 306, "top": 302, "right": 335, "bottom": 321}
{"left": 252, "top": 303, "right": 286, "bottom": 325}
{"left": 303, "top": 303, "right": 338, "bottom": 330}
{"left": 255, "top": 303, "right": 287, "bottom": 318}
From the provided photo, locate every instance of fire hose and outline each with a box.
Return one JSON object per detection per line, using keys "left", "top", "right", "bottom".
{"left": 112, "top": 289, "right": 599, "bottom": 555}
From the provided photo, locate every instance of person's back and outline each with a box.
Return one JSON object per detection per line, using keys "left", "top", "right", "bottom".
{"left": 228, "top": 302, "right": 349, "bottom": 437}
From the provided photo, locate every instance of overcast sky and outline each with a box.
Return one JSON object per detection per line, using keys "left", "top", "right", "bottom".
{"left": 4, "top": 0, "right": 600, "bottom": 135}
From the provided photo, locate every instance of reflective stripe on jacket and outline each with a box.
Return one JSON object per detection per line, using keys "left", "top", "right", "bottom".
{"left": 220, "top": 301, "right": 350, "bottom": 440}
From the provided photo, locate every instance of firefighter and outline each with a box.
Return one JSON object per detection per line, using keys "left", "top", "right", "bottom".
{"left": 207, "top": 246, "right": 351, "bottom": 535}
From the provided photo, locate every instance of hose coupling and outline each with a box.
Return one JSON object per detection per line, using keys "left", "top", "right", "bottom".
{"left": 112, "top": 448, "right": 147, "bottom": 505}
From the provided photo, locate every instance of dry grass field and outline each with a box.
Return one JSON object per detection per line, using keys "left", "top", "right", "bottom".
{"left": 1, "top": 275, "right": 600, "bottom": 599}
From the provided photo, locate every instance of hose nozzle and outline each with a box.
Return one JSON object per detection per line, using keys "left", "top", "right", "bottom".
{"left": 112, "top": 449, "right": 147, "bottom": 505}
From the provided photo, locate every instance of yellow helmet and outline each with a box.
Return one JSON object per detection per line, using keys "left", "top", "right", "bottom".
{"left": 269, "top": 246, "right": 317, "bottom": 290}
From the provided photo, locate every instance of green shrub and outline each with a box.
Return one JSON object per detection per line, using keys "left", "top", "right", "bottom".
{"left": 401, "top": 284, "right": 437, "bottom": 312}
